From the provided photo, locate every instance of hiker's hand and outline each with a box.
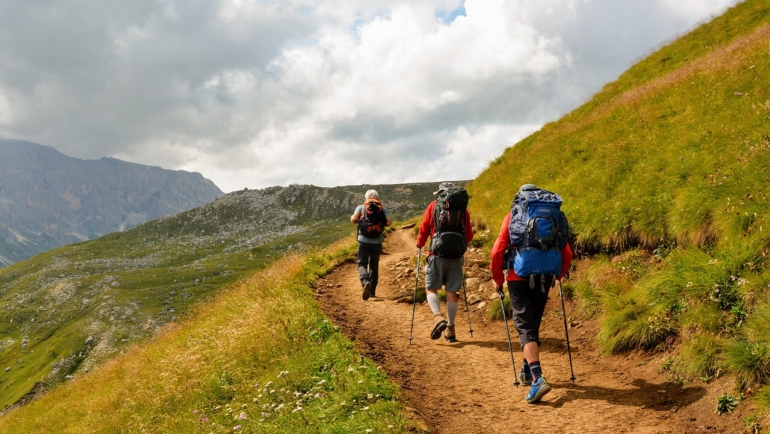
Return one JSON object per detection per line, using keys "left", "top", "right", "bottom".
{"left": 497, "top": 289, "right": 505, "bottom": 300}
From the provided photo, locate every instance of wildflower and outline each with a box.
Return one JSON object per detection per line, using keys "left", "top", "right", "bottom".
{"left": 292, "top": 407, "right": 303, "bottom": 413}
{"left": 362, "top": 406, "right": 370, "bottom": 411}
{"left": 278, "top": 370, "right": 289, "bottom": 378}
{"left": 294, "top": 391, "right": 302, "bottom": 398}
{"left": 194, "top": 410, "right": 199, "bottom": 414}
{"left": 270, "top": 390, "right": 276, "bottom": 394}
{"left": 254, "top": 383, "right": 259, "bottom": 388}
{"left": 347, "top": 366, "right": 355, "bottom": 372}
{"left": 276, "top": 404, "right": 285, "bottom": 411}
{"left": 262, "top": 412, "right": 268, "bottom": 417}
{"left": 686, "top": 282, "right": 693, "bottom": 287}
{"left": 238, "top": 412, "right": 247, "bottom": 420}
{"left": 234, "top": 425, "right": 242, "bottom": 431}
{"left": 266, "top": 381, "right": 273, "bottom": 387}
{"left": 366, "top": 430, "right": 373, "bottom": 433}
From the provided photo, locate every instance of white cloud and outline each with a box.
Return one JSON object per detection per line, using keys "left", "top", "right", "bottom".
{"left": 0, "top": 0, "right": 740, "bottom": 192}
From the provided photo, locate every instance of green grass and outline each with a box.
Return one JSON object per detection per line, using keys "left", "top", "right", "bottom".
{"left": 0, "top": 241, "right": 418, "bottom": 433}
{"left": 0, "top": 183, "right": 439, "bottom": 410}
{"left": 466, "top": 0, "right": 770, "bottom": 409}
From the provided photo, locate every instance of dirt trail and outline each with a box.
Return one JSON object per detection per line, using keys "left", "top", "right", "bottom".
{"left": 315, "top": 227, "right": 744, "bottom": 434}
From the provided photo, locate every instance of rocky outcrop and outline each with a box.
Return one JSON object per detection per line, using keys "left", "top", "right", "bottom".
{"left": 0, "top": 139, "right": 223, "bottom": 265}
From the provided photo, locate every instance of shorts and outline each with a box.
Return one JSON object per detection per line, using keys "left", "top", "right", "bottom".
{"left": 425, "top": 255, "right": 464, "bottom": 292}
{"left": 508, "top": 276, "right": 553, "bottom": 348}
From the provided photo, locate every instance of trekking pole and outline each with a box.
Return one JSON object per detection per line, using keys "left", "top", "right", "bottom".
{"left": 461, "top": 259, "right": 473, "bottom": 337}
{"left": 558, "top": 279, "right": 576, "bottom": 383}
{"left": 498, "top": 289, "right": 520, "bottom": 388}
{"left": 408, "top": 248, "right": 422, "bottom": 345}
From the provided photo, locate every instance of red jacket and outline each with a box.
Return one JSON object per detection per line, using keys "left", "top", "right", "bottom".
{"left": 490, "top": 211, "right": 573, "bottom": 285}
{"left": 416, "top": 201, "right": 474, "bottom": 253}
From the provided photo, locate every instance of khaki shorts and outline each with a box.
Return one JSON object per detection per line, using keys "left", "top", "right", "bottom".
{"left": 425, "top": 255, "right": 464, "bottom": 292}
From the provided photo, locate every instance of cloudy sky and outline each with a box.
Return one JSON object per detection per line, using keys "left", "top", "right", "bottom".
{"left": 0, "top": 0, "right": 737, "bottom": 192}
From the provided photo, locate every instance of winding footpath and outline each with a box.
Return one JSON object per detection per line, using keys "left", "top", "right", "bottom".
{"left": 314, "top": 226, "right": 743, "bottom": 433}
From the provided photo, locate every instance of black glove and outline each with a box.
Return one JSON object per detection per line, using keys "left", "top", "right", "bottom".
{"left": 498, "top": 289, "right": 505, "bottom": 300}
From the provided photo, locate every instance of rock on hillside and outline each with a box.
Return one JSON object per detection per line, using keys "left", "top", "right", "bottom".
{"left": 0, "top": 139, "right": 224, "bottom": 266}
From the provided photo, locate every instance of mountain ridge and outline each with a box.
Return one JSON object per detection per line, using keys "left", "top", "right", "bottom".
{"left": 0, "top": 139, "right": 224, "bottom": 265}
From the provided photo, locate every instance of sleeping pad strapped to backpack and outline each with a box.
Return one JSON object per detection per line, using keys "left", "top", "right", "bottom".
{"left": 506, "top": 185, "right": 569, "bottom": 286}
{"left": 430, "top": 185, "right": 469, "bottom": 258}
{"left": 358, "top": 198, "right": 388, "bottom": 238}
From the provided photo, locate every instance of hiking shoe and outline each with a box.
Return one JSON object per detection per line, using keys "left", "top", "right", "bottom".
{"left": 519, "top": 371, "right": 532, "bottom": 387}
{"left": 430, "top": 315, "right": 447, "bottom": 340}
{"left": 525, "top": 376, "right": 552, "bottom": 404}
{"left": 362, "top": 281, "right": 372, "bottom": 301}
{"left": 444, "top": 325, "right": 457, "bottom": 342}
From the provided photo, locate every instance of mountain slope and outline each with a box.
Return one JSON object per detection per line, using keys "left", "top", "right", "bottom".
{"left": 469, "top": 0, "right": 770, "bottom": 408}
{"left": 0, "top": 139, "right": 224, "bottom": 266}
{"left": 0, "top": 181, "right": 445, "bottom": 410}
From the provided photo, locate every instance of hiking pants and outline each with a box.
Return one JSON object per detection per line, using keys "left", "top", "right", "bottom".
{"left": 357, "top": 242, "right": 382, "bottom": 295}
{"left": 508, "top": 275, "right": 553, "bottom": 348}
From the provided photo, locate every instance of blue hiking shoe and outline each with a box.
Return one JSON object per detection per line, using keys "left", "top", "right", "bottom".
{"left": 525, "top": 376, "right": 552, "bottom": 404}
{"left": 519, "top": 371, "right": 532, "bottom": 387}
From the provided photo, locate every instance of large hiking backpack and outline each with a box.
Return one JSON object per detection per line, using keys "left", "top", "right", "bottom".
{"left": 430, "top": 185, "right": 469, "bottom": 258}
{"left": 507, "top": 185, "right": 569, "bottom": 283}
{"left": 358, "top": 198, "right": 387, "bottom": 238}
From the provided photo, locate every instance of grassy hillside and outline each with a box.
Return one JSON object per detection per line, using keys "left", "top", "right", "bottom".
{"left": 0, "top": 241, "right": 416, "bottom": 433}
{"left": 0, "top": 182, "right": 441, "bottom": 410}
{"left": 469, "top": 0, "right": 770, "bottom": 406}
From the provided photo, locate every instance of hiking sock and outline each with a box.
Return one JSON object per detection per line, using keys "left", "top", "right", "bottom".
{"left": 522, "top": 359, "right": 531, "bottom": 375}
{"left": 529, "top": 361, "right": 542, "bottom": 381}
{"left": 427, "top": 292, "right": 441, "bottom": 315}
{"left": 446, "top": 301, "right": 458, "bottom": 326}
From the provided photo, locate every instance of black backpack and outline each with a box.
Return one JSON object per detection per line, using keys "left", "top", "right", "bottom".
{"left": 430, "top": 186, "right": 469, "bottom": 258}
{"left": 358, "top": 199, "right": 387, "bottom": 238}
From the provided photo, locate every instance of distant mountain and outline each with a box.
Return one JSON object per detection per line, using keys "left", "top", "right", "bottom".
{"left": 0, "top": 181, "right": 451, "bottom": 409}
{"left": 0, "top": 139, "right": 224, "bottom": 266}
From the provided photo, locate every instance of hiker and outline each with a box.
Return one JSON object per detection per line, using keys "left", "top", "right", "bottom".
{"left": 490, "top": 184, "right": 573, "bottom": 404}
{"left": 351, "top": 189, "right": 392, "bottom": 300}
{"left": 416, "top": 182, "right": 474, "bottom": 342}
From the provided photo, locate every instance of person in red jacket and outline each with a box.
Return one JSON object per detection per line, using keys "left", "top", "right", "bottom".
{"left": 490, "top": 185, "right": 573, "bottom": 404}
{"left": 416, "top": 182, "right": 474, "bottom": 342}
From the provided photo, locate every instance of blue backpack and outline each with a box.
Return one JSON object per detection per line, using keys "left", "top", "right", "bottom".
{"left": 505, "top": 185, "right": 569, "bottom": 287}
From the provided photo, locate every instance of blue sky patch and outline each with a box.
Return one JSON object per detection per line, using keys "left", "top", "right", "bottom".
{"left": 436, "top": 4, "right": 466, "bottom": 24}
